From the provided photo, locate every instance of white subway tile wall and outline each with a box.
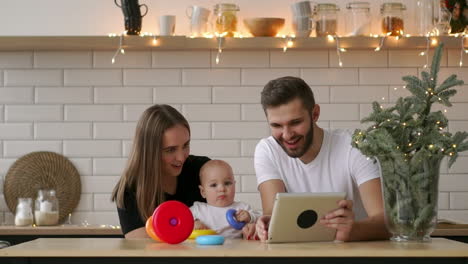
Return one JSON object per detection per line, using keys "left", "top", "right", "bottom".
{"left": 1, "top": 49, "right": 468, "bottom": 226}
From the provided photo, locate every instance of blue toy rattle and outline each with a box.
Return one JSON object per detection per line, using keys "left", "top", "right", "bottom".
{"left": 225, "top": 209, "right": 246, "bottom": 230}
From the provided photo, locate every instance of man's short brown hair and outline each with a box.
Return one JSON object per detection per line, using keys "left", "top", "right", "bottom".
{"left": 261, "top": 76, "right": 315, "bottom": 112}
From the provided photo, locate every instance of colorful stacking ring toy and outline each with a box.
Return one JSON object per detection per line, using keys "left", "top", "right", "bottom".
{"left": 189, "top": 229, "right": 217, "bottom": 240}
{"left": 195, "top": 235, "right": 225, "bottom": 245}
{"left": 145, "top": 216, "right": 161, "bottom": 241}
{"left": 145, "top": 200, "right": 194, "bottom": 244}
{"left": 225, "top": 209, "right": 246, "bottom": 230}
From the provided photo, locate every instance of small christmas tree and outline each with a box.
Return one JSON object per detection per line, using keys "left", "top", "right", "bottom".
{"left": 352, "top": 43, "right": 468, "bottom": 241}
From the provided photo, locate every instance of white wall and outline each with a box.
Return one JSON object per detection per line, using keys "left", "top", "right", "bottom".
{"left": 0, "top": 0, "right": 423, "bottom": 36}
{"left": 1, "top": 0, "right": 468, "bottom": 226}
{"left": 0, "top": 48, "right": 468, "bottom": 226}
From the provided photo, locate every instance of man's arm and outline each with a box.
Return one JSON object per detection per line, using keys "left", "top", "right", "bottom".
{"left": 320, "top": 178, "right": 389, "bottom": 241}
{"left": 349, "top": 178, "right": 390, "bottom": 241}
{"left": 258, "top": 179, "right": 286, "bottom": 215}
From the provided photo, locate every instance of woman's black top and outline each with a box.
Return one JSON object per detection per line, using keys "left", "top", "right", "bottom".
{"left": 117, "top": 155, "right": 210, "bottom": 235}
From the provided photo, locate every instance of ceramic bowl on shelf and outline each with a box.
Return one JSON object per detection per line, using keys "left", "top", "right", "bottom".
{"left": 243, "top": 17, "right": 285, "bottom": 37}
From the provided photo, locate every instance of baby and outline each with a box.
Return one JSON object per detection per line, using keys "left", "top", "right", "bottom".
{"left": 190, "top": 160, "right": 261, "bottom": 239}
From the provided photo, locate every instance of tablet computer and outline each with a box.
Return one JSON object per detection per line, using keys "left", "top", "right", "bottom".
{"left": 267, "top": 192, "right": 346, "bottom": 243}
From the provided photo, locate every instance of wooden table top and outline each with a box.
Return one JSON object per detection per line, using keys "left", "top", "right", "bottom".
{"left": 0, "top": 224, "right": 466, "bottom": 236}
{"left": 0, "top": 225, "right": 122, "bottom": 235}
{"left": 1, "top": 238, "right": 468, "bottom": 258}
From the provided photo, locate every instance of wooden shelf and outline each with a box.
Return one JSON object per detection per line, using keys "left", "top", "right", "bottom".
{"left": 0, "top": 36, "right": 466, "bottom": 51}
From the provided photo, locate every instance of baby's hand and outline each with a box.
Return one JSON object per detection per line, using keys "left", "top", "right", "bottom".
{"left": 235, "top": 210, "right": 251, "bottom": 223}
{"left": 194, "top": 220, "right": 209, "bottom": 230}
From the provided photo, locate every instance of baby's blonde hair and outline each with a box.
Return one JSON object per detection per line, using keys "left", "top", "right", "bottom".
{"left": 199, "top": 159, "right": 233, "bottom": 184}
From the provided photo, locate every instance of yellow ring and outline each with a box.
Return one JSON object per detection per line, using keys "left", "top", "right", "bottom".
{"left": 189, "top": 229, "right": 217, "bottom": 239}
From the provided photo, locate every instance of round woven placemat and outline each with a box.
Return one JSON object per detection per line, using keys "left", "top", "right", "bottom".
{"left": 4, "top": 151, "right": 81, "bottom": 224}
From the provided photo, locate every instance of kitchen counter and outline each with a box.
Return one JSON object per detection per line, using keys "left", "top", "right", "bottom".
{"left": 0, "top": 225, "right": 123, "bottom": 246}
{"left": 0, "top": 225, "right": 121, "bottom": 236}
{"left": 433, "top": 224, "right": 468, "bottom": 236}
{"left": 1, "top": 238, "right": 468, "bottom": 264}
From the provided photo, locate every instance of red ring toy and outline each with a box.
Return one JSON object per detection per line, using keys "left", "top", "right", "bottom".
{"left": 151, "top": 200, "right": 194, "bottom": 244}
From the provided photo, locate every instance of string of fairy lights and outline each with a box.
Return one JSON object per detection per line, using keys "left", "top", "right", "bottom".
{"left": 108, "top": 30, "right": 467, "bottom": 74}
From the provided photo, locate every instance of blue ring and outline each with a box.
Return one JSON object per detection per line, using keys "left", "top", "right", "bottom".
{"left": 226, "top": 209, "right": 246, "bottom": 230}
{"left": 196, "top": 235, "right": 225, "bottom": 245}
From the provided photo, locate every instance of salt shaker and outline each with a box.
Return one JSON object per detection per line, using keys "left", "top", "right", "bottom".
{"left": 34, "top": 189, "right": 59, "bottom": 226}
{"left": 14, "top": 198, "right": 34, "bottom": 226}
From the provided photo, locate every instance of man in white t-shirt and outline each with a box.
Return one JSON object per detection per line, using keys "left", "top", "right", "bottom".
{"left": 242, "top": 76, "right": 389, "bottom": 242}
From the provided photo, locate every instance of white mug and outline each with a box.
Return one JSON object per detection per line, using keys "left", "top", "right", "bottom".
{"left": 159, "top": 15, "right": 176, "bottom": 36}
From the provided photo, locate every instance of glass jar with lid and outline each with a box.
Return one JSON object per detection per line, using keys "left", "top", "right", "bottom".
{"left": 14, "top": 198, "right": 34, "bottom": 226}
{"left": 380, "top": 2, "right": 406, "bottom": 36}
{"left": 345, "top": 2, "right": 371, "bottom": 36}
{"left": 34, "top": 189, "right": 59, "bottom": 226}
{"left": 315, "top": 3, "right": 340, "bottom": 37}
{"left": 213, "top": 3, "right": 240, "bottom": 37}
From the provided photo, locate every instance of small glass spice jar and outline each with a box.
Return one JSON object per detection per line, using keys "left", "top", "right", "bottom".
{"left": 213, "top": 3, "right": 240, "bottom": 37}
{"left": 345, "top": 2, "right": 371, "bottom": 36}
{"left": 34, "top": 189, "right": 59, "bottom": 226}
{"left": 14, "top": 198, "right": 34, "bottom": 226}
{"left": 381, "top": 2, "right": 406, "bottom": 36}
{"left": 315, "top": 3, "right": 340, "bottom": 37}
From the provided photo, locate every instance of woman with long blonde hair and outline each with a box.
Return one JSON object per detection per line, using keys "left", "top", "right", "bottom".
{"left": 112, "top": 104, "right": 210, "bottom": 238}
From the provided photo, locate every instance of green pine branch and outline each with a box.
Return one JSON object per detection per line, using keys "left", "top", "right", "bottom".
{"left": 351, "top": 43, "right": 467, "bottom": 237}
{"left": 352, "top": 43, "right": 467, "bottom": 165}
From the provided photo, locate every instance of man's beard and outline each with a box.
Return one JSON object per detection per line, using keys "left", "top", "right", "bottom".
{"left": 274, "top": 125, "right": 314, "bottom": 158}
